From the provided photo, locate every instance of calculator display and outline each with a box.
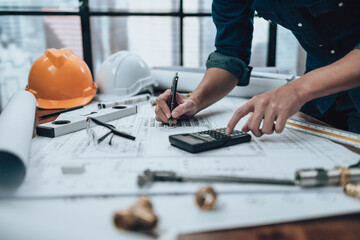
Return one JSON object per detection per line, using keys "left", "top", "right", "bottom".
{"left": 174, "top": 134, "right": 205, "bottom": 144}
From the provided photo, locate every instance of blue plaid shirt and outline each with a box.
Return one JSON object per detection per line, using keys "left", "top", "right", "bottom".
{"left": 206, "top": 0, "right": 360, "bottom": 114}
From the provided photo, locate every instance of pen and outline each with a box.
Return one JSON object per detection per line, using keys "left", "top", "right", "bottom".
{"left": 40, "top": 106, "right": 83, "bottom": 118}
{"left": 169, "top": 72, "right": 179, "bottom": 127}
{"left": 97, "top": 94, "right": 151, "bottom": 109}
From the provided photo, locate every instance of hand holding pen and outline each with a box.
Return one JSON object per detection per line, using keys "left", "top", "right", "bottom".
{"left": 154, "top": 73, "right": 198, "bottom": 125}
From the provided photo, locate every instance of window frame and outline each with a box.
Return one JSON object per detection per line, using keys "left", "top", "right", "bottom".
{"left": 0, "top": 0, "right": 277, "bottom": 74}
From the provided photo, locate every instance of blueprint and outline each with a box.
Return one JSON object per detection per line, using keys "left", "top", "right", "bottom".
{"left": 15, "top": 97, "right": 360, "bottom": 197}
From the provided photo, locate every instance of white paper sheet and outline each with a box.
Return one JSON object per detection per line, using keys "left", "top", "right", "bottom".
{"left": 14, "top": 97, "right": 359, "bottom": 197}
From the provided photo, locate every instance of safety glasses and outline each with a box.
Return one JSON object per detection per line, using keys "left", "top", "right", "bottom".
{"left": 86, "top": 117, "right": 135, "bottom": 148}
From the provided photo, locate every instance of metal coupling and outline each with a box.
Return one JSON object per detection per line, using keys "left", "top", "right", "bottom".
{"left": 343, "top": 182, "right": 360, "bottom": 200}
{"left": 195, "top": 186, "right": 217, "bottom": 211}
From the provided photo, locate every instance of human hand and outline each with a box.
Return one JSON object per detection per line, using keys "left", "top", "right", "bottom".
{"left": 226, "top": 83, "right": 306, "bottom": 137}
{"left": 155, "top": 89, "right": 198, "bottom": 124}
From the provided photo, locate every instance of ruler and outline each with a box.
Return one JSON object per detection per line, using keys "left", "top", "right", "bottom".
{"left": 286, "top": 118, "right": 360, "bottom": 148}
{"left": 36, "top": 105, "right": 137, "bottom": 138}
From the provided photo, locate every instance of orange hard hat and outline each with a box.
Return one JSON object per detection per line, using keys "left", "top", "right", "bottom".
{"left": 26, "top": 48, "right": 97, "bottom": 109}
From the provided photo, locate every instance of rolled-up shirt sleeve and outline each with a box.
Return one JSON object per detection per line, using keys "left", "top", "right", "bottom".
{"left": 206, "top": 52, "right": 252, "bottom": 86}
{"left": 206, "top": 0, "right": 254, "bottom": 86}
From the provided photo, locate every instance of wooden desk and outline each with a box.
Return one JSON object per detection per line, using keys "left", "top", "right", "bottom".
{"left": 180, "top": 213, "right": 360, "bottom": 240}
{"left": 36, "top": 109, "right": 360, "bottom": 240}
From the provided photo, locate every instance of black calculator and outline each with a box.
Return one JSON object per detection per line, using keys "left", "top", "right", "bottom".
{"left": 169, "top": 128, "right": 251, "bottom": 153}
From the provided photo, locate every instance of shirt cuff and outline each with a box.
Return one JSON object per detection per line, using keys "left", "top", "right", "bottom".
{"left": 355, "top": 42, "right": 360, "bottom": 49}
{"left": 206, "top": 52, "right": 252, "bottom": 86}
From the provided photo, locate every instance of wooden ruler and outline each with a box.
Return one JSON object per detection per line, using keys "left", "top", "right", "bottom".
{"left": 286, "top": 118, "right": 360, "bottom": 148}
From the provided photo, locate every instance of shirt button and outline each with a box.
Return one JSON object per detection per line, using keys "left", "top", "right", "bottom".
{"left": 298, "top": 23, "right": 303, "bottom": 27}
{"left": 331, "top": 50, "right": 336, "bottom": 54}
{"left": 319, "top": 44, "right": 324, "bottom": 47}
{"left": 338, "top": 2, "right": 344, "bottom": 7}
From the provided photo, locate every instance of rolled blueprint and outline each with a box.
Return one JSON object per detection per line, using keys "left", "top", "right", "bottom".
{"left": 151, "top": 66, "right": 296, "bottom": 97}
{"left": 0, "top": 91, "right": 36, "bottom": 188}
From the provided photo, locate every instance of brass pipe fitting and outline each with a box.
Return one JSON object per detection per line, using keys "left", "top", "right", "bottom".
{"left": 343, "top": 182, "right": 360, "bottom": 200}
{"left": 113, "top": 196, "right": 158, "bottom": 231}
{"left": 195, "top": 186, "right": 217, "bottom": 211}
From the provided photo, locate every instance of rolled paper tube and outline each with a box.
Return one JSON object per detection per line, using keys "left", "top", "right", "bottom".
{"left": 0, "top": 91, "right": 36, "bottom": 188}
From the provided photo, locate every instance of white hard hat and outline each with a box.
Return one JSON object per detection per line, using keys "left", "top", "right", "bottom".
{"left": 96, "top": 51, "right": 155, "bottom": 97}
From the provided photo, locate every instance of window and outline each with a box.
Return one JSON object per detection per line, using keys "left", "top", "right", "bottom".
{"left": 91, "top": 16, "right": 180, "bottom": 74}
{"left": 0, "top": 14, "right": 83, "bottom": 109}
{"left": 0, "top": 0, "right": 79, "bottom": 11}
{"left": 276, "top": 25, "right": 305, "bottom": 75}
{"left": 0, "top": 0, "right": 291, "bottom": 109}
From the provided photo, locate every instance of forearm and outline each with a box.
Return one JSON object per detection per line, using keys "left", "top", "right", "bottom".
{"left": 295, "top": 49, "right": 360, "bottom": 103}
{"left": 190, "top": 68, "right": 238, "bottom": 112}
